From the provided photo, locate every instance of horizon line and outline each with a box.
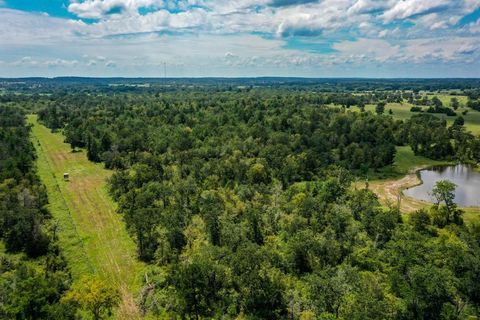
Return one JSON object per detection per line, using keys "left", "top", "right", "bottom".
{"left": 2, "top": 76, "right": 480, "bottom": 80}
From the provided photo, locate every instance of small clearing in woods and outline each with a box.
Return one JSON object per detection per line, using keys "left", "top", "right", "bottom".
{"left": 28, "top": 115, "right": 144, "bottom": 319}
{"left": 366, "top": 146, "right": 480, "bottom": 223}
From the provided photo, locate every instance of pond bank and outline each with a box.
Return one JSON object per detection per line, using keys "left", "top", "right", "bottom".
{"left": 368, "top": 165, "right": 480, "bottom": 224}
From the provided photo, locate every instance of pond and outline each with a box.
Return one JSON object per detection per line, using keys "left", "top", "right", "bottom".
{"left": 404, "top": 164, "right": 480, "bottom": 207}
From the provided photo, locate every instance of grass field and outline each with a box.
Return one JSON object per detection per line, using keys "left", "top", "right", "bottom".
{"left": 424, "top": 93, "right": 469, "bottom": 106}
{"left": 28, "top": 115, "right": 144, "bottom": 319}
{"left": 338, "top": 94, "right": 480, "bottom": 136}
{"left": 363, "top": 103, "right": 480, "bottom": 136}
{"left": 383, "top": 145, "right": 453, "bottom": 177}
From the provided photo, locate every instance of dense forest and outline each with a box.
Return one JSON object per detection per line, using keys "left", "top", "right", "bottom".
{"left": 1, "top": 80, "right": 480, "bottom": 319}
{"left": 20, "top": 87, "right": 480, "bottom": 319}
{"left": 0, "top": 107, "right": 77, "bottom": 318}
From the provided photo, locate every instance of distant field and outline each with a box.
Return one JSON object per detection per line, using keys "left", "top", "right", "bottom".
{"left": 338, "top": 95, "right": 480, "bottom": 136}
{"left": 424, "top": 93, "right": 469, "bottom": 106}
{"left": 365, "top": 103, "right": 412, "bottom": 121}
{"left": 28, "top": 115, "right": 144, "bottom": 319}
{"left": 464, "top": 208, "right": 480, "bottom": 225}
{"left": 380, "top": 101, "right": 480, "bottom": 136}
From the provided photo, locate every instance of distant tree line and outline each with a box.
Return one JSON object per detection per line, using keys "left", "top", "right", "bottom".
{"left": 2, "top": 78, "right": 480, "bottom": 95}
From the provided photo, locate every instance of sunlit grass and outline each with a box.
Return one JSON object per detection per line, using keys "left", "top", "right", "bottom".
{"left": 339, "top": 95, "right": 480, "bottom": 136}
{"left": 28, "top": 115, "right": 144, "bottom": 319}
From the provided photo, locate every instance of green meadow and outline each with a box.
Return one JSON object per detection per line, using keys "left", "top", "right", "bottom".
{"left": 28, "top": 115, "right": 144, "bottom": 319}
{"left": 338, "top": 94, "right": 480, "bottom": 136}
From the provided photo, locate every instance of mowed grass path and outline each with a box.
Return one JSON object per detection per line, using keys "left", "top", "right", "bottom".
{"left": 28, "top": 115, "right": 144, "bottom": 319}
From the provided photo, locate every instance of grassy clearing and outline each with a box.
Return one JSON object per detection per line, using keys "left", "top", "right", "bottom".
{"left": 385, "top": 146, "right": 452, "bottom": 176}
{"left": 365, "top": 103, "right": 413, "bottom": 122}
{"left": 464, "top": 208, "right": 480, "bottom": 225}
{"left": 424, "top": 93, "right": 469, "bottom": 106}
{"left": 28, "top": 115, "right": 144, "bottom": 319}
{"left": 365, "top": 145, "right": 453, "bottom": 181}
{"left": 376, "top": 103, "right": 480, "bottom": 135}
{"left": 365, "top": 146, "right": 479, "bottom": 222}
{"left": 364, "top": 146, "right": 451, "bottom": 212}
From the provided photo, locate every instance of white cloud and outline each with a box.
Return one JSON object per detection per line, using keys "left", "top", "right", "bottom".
{"left": 467, "top": 19, "right": 480, "bottom": 33}
{"left": 68, "top": 0, "right": 166, "bottom": 19}
{"left": 105, "top": 60, "right": 116, "bottom": 67}
{"left": 332, "top": 36, "right": 480, "bottom": 64}
{"left": 10, "top": 56, "right": 79, "bottom": 68}
{"left": 45, "top": 59, "right": 79, "bottom": 67}
{"left": 333, "top": 38, "right": 401, "bottom": 62}
{"left": 274, "top": 0, "right": 362, "bottom": 37}
{"left": 0, "top": 9, "right": 77, "bottom": 45}
{"left": 402, "top": 37, "right": 480, "bottom": 62}
{"left": 1, "top": 1, "right": 480, "bottom": 77}
{"left": 381, "top": 0, "right": 449, "bottom": 22}
{"left": 9, "top": 0, "right": 470, "bottom": 42}
{"left": 347, "top": 0, "right": 390, "bottom": 15}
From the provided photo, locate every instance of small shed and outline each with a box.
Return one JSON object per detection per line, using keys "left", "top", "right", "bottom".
{"left": 63, "top": 173, "right": 69, "bottom": 181}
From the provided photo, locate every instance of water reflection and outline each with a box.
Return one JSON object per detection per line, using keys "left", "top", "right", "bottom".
{"left": 404, "top": 164, "right": 480, "bottom": 207}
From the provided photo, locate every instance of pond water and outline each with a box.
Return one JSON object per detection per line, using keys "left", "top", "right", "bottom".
{"left": 404, "top": 164, "right": 480, "bottom": 207}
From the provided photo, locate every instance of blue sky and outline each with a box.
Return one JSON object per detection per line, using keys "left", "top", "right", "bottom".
{"left": 0, "top": 0, "right": 479, "bottom": 77}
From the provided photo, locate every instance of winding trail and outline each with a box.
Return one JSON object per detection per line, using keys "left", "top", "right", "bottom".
{"left": 28, "top": 115, "right": 144, "bottom": 319}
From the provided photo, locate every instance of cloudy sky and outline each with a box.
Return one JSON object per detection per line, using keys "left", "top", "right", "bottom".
{"left": 0, "top": 0, "right": 479, "bottom": 77}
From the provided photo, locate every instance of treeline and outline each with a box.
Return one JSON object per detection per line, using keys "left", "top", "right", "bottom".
{"left": 3, "top": 78, "right": 480, "bottom": 95}
{"left": 38, "top": 92, "right": 401, "bottom": 175}
{"left": 32, "top": 90, "right": 480, "bottom": 319}
{"left": 0, "top": 107, "right": 78, "bottom": 318}
{"left": 405, "top": 114, "right": 480, "bottom": 161}
{"left": 37, "top": 91, "right": 480, "bottom": 172}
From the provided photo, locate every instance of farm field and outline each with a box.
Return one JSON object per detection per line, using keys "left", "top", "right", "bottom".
{"left": 380, "top": 102, "right": 480, "bottom": 136}
{"left": 28, "top": 115, "right": 144, "bottom": 319}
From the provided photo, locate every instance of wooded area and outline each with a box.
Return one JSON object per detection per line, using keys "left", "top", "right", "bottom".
{"left": 1, "top": 80, "right": 480, "bottom": 319}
